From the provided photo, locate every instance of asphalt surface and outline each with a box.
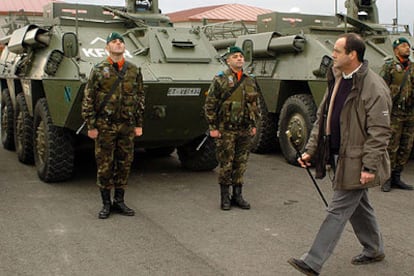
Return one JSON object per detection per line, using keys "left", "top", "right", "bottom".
{"left": 0, "top": 147, "right": 413, "bottom": 276}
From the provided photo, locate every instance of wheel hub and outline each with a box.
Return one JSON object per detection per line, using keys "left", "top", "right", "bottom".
{"left": 287, "top": 113, "right": 307, "bottom": 149}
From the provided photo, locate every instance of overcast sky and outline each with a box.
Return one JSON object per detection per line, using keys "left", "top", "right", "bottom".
{"left": 65, "top": 0, "right": 413, "bottom": 28}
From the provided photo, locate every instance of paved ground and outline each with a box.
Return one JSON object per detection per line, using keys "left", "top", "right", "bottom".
{"left": 0, "top": 147, "right": 413, "bottom": 276}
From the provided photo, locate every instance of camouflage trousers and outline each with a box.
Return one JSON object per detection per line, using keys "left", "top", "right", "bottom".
{"left": 215, "top": 130, "right": 252, "bottom": 186}
{"left": 388, "top": 113, "right": 414, "bottom": 170}
{"left": 95, "top": 121, "right": 135, "bottom": 189}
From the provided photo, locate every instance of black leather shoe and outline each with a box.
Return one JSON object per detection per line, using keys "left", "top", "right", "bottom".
{"left": 351, "top": 253, "right": 385, "bottom": 265}
{"left": 287, "top": 258, "right": 319, "bottom": 276}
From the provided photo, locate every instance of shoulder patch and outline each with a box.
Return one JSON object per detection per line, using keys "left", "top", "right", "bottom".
{"left": 94, "top": 60, "right": 107, "bottom": 68}
{"left": 216, "top": 71, "right": 225, "bottom": 77}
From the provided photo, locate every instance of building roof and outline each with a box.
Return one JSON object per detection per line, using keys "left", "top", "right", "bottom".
{"left": 167, "top": 4, "right": 273, "bottom": 23}
{"left": 0, "top": 0, "right": 58, "bottom": 15}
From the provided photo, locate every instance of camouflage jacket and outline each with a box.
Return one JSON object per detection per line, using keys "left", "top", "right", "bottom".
{"left": 380, "top": 56, "right": 414, "bottom": 115}
{"left": 81, "top": 59, "right": 145, "bottom": 129}
{"left": 204, "top": 68, "right": 260, "bottom": 131}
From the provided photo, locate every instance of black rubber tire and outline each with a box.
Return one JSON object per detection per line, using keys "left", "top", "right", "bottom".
{"left": 250, "top": 94, "right": 277, "bottom": 153}
{"left": 1, "top": 88, "right": 15, "bottom": 150}
{"left": 33, "top": 98, "right": 74, "bottom": 182}
{"left": 278, "top": 94, "right": 317, "bottom": 165}
{"left": 177, "top": 136, "right": 218, "bottom": 171}
{"left": 14, "top": 93, "right": 34, "bottom": 164}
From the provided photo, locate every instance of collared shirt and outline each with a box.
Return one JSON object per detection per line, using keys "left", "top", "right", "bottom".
{"left": 107, "top": 57, "right": 125, "bottom": 71}
{"left": 342, "top": 63, "right": 362, "bottom": 79}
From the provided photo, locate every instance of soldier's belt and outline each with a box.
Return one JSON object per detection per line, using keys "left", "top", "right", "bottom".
{"left": 223, "top": 123, "right": 249, "bottom": 130}
{"left": 98, "top": 116, "right": 133, "bottom": 125}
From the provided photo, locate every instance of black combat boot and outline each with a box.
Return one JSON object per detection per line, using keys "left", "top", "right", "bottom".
{"left": 99, "top": 188, "right": 112, "bottom": 219}
{"left": 391, "top": 169, "right": 413, "bottom": 190}
{"left": 231, "top": 184, "right": 251, "bottom": 209}
{"left": 381, "top": 178, "right": 392, "bottom": 192}
{"left": 112, "top": 188, "right": 135, "bottom": 216}
{"left": 220, "top": 184, "right": 231, "bottom": 211}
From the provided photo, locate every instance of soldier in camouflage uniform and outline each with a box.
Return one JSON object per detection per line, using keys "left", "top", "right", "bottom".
{"left": 204, "top": 46, "right": 261, "bottom": 210}
{"left": 82, "top": 32, "right": 145, "bottom": 219}
{"left": 380, "top": 37, "right": 414, "bottom": 192}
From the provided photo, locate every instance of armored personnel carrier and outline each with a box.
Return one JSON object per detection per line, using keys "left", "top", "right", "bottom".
{"left": 204, "top": 0, "right": 413, "bottom": 164}
{"left": 0, "top": 0, "right": 224, "bottom": 182}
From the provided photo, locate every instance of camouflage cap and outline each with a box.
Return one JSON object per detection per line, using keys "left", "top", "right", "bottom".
{"left": 106, "top": 32, "right": 124, "bottom": 44}
{"left": 393, "top": 37, "right": 410, "bottom": 49}
{"left": 227, "top": 46, "right": 244, "bottom": 56}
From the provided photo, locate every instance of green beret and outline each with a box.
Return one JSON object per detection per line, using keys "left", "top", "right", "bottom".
{"left": 393, "top": 37, "right": 410, "bottom": 49}
{"left": 227, "top": 46, "right": 244, "bottom": 56}
{"left": 106, "top": 32, "right": 124, "bottom": 44}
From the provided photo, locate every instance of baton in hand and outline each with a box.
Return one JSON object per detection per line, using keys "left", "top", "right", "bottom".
{"left": 286, "top": 130, "right": 328, "bottom": 208}
{"left": 76, "top": 121, "right": 86, "bottom": 135}
{"left": 196, "top": 130, "right": 210, "bottom": 151}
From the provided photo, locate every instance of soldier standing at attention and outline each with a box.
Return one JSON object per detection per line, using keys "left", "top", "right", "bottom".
{"left": 82, "top": 32, "right": 145, "bottom": 219}
{"left": 204, "top": 46, "right": 261, "bottom": 211}
{"left": 380, "top": 37, "right": 414, "bottom": 192}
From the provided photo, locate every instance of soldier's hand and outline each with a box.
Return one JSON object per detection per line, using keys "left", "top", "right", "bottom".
{"left": 298, "top": 152, "right": 312, "bottom": 168}
{"left": 210, "top": 130, "right": 221, "bottom": 138}
{"left": 251, "top": 127, "right": 257, "bottom": 136}
{"left": 87, "top": 129, "right": 99, "bottom": 139}
{"left": 135, "top": 127, "right": 143, "bottom": 137}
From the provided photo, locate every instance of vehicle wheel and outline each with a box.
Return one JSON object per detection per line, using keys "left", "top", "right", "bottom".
{"left": 177, "top": 136, "right": 218, "bottom": 171}
{"left": 33, "top": 98, "right": 74, "bottom": 182}
{"left": 1, "top": 88, "right": 15, "bottom": 150}
{"left": 278, "top": 94, "right": 317, "bottom": 165}
{"left": 250, "top": 94, "right": 277, "bottom": 153}
{"left": 144, "top": 146, "right": 175, "bottom": 157}
{"left": 14, "top": 93, "right": 34, "bottom": 164}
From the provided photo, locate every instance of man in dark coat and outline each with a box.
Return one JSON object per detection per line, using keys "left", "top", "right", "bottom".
{"left": 288, "top": 33, "right": 391, "bottom": 275}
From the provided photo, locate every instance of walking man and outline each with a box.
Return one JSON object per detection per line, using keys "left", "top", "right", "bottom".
{"left": 204, "top": 46, "right": 261, "bottom": 210}
{"left": 288, "top": 33, "right": 391, "bottom": 275}
{"left": 82, "top": 32, "right": 145, "bottom": 219}
{"left": 380, "top": 37, "right": 414, "bottom": 192}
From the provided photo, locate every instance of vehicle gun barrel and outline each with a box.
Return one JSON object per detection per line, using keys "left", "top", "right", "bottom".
{"left": 102, "top": 6, "right": 146, "bottom": 27}
{"left": 237, "top": 33, "right": 305, "bottom": 57}
{"left": 267, "top": 35, "right": 305, "bottom": 53}
{"left": 209, "top": 38, "right": 236, "bottom": 50}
